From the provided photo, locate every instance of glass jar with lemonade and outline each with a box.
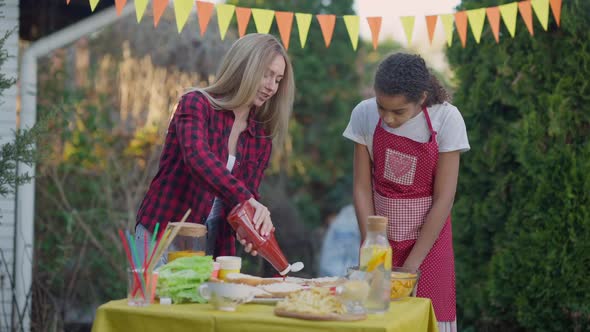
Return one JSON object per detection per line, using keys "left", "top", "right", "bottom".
{"left": 359, "top": 216, "right": 392, "bottom": 314}
{"left": 167, "top": 223, "right": 207, "bottom": 262}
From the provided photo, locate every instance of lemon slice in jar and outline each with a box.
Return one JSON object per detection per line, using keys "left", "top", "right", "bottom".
{"left": 365, "top": 247, "right": 392, "bottom": 272}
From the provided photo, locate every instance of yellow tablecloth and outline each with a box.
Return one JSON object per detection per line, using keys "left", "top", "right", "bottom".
{"left": 92, "top": 298, "right": 438, "bottom": 332}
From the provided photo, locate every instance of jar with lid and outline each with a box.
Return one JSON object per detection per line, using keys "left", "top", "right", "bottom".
{"left": 167, "top": 222, "right": 207, "bottom": 262}
{"left": 359, "top": 216, "right": 392, "bottom": 314}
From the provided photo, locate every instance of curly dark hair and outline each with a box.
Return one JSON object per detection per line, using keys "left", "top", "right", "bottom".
{"left": 374, "top": 53, "right": 450, "bottom": 107}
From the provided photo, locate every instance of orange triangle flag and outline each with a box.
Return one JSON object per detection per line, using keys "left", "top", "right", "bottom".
{"left": 550, "top": 0, "right": 562, "bottom": 26}
{"left": 486, "top": 7, "right": 501, "bottom": 43}
{"left": 235, "top": 7, "right": 252, "bottom": 38}
{"left": 275, "top": 11, "right": 294, "bottom": 50}
{"left": 316, "top": 14, "right": 336, "bottom": 48}
{"left": 518, "top": 1, "right": 534, "bottom": 36}
{"left": 455, "top": 11, "right": 468, "bottom": 48}
{"left": 153, "top": 0, "right": 168, "bottom": 27}
{"left": 196, "top": 1, "right": 215, "bottom": 37}
{"left": 425, "top": 15, "right": 438, "bottom": 45}
{"left": 367, "top": 17, "right": 382, "bottom": 50}
{"left": 115, "top": 0, "right": 127, "bottom": 16}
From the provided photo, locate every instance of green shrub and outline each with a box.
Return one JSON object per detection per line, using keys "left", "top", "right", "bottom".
{"left": 448, "top": 0, "right": 590, "bottom": 330}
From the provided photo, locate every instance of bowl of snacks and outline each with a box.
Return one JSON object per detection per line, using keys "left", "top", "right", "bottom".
{"left": 390, "top": 267, "right": 419, "bottom": 300}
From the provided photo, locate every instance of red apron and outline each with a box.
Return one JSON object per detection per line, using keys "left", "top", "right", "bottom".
{"left": 372, "top": 107, "right": 456, "bottom": 321}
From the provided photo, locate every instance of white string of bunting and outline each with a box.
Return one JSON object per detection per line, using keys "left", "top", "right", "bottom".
{"left": 67, "top": 0, "right": 563, "bottom": 50}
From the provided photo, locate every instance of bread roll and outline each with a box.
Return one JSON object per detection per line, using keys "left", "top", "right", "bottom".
{"left": 258, "top": 282, "right": 305, "bottom": 298}
{"left": 224, "top": 273, "right": 282, "bottom": 286}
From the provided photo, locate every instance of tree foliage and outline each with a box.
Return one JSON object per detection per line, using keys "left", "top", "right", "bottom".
{"left": 0, "top": 29, "right": 39, "bottom": 199}
{"left": 447, "top": 0, "right": 590, "bottom": 330}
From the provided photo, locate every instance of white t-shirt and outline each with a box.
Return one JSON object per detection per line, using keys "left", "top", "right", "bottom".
{"left": 207, "top": 155, "right": 236, "bottom": 219}
{"left": 343, "top": 98, "right": 470, "bottom": 160}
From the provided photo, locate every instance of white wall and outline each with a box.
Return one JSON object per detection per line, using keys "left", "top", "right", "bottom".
{"left": 0, "top": 0, "right": 19, "bottom": 331}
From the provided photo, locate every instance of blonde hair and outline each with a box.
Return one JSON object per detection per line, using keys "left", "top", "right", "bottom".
{"left": 186, "top": 33, "right": 294, "bottom": 147}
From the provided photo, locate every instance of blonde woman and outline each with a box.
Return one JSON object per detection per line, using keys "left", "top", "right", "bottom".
{"left": 135, "top": 34, "right": 295, "bottom": 261}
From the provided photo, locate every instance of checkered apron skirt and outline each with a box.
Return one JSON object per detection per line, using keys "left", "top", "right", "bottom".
{"left": 372, "top": 107, "right": 456, "bottom": 322}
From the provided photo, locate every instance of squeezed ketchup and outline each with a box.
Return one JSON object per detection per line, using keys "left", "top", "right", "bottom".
{"left": 227, "top": 201, "right": 291, "bottom": 275}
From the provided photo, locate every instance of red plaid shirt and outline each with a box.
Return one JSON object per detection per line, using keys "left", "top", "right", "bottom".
{"left": 136, "top": 91, "right": 272, "bottom": 257}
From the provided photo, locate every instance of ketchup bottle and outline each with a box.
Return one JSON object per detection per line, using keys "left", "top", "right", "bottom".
{"left": 227, "top": 201, "right": 292, "bottom": 275}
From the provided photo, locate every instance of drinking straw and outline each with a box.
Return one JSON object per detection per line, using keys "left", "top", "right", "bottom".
{"left": 146, "top": 228, "right": 172, "bottom": 273}
{"left": 150, "top": 223, "right": 160, "bottom": 254}
{"left": 143, "top": 231, "right": 148, "bottom": 267}
{"left": 118, "top": 229, "right": 145, "bottom": 298}
{"left": 127, "top": 230, "right": 147, "bottom": 297}
{"left": 132, "top": 228, "right": 169, "bottom": 297}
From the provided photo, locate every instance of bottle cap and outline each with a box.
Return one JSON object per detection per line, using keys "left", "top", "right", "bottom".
{"left": 367, "top": 216, "right": 387, "bottom": 232}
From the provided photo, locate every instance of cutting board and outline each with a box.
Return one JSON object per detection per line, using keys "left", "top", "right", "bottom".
{"left": 274, "top": 308, "right": 367, "bottom": 321}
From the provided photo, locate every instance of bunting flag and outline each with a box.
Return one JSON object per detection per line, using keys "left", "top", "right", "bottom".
{"left": 343, "top": 15, "right": 360, "bottom": 50}
{"left": 499, "top": 2, "right": 518, "bottom": 38}
{"left": 275, "top": 11, "right": 294, "bottom": 50}
{"left": 90, "top": 0, "right": 100, "bottom": 12}
{"left": 134, "top": 0, "right": 148, "bottom": 22}
{"left": 400, "top": 16, "right": 415, "bottom": 45}
{"left": 425, "top": 15, "right": 438, "bottom": 45}
{"left": 251, "top": 8, "right": 275, "bottom": 34}
{"left": 235, "top": 7, "right": 252, "bottom": 38}
{"left": 174, "top": 0, "right": 193, "bottom": 33}
{"left": 367, "top": 17, "right": 382, "bottom": 50}
{"left": 153, "top": 0, "right": 168, "bottom": 27}
{"left": 518, "top": 1, "right": 534, "bottom": 36}
{"left": 467, "top": 8, "right": 486, "bottom": 44}
{"left": 295, "top": 13, "right": 312, "bottom": 48}
{"left": 316, "top": 14, "right": 336, "bottom": 48}
{"left": 216, "top": 4, "right": 235, "bottom": 40}
{"left": 196, "top": 1, "right": 215, "bottom": 36}
{"left": 455, "top": 11, "right": 468, "bottom": 48}
{"left": 440, "top": 14, "right": 454, "bottom": 47}
{"left": 531, "top": 0, "right": 550, "bottom": 30}
{"left": 486, "top": 7, "right": 501, "bottom": 43}
{"left": 550, "top": 0, "right": 562, "bottom": 26}
{"left": 115, "top": 0, "right": 126, "bottom": 16}
{"left": 68, "top": 0, "right": 562, "bottom": 51}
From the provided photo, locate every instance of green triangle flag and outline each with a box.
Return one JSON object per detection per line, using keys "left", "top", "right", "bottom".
{"left": 499, "top": 2, "right": 518, "bottom": 37}
{"left": 295, "top": 13, "right": 312, "bottom": 48}
{"left": 467, "top": 8, "right": 486, "bottom": 43}
{"left": 400, "top": 16, "right": 415, "bottom": 45}
{"left": 216, "top": 4, "right": 235, "bottom": 40}
{"left": 251, "top": 8, "right": 275, "bottom": 34}
{"left": 343, "top": 15, "right": 360, "bottom": 50}
{"left": 134, "top": 0, "right": 148, "bottom": 22}
{"left": 174, "top": 0, "right": 193, "bottom": 33}
{"left": 531, "top": 0, "right": 550, "bottom": 30}
{"left": 440, "top": 14, "right": 454, "bottom": 46}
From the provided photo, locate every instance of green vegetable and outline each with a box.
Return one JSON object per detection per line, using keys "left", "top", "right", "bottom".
{"left": 156, "top": 255, "right": 213, "bottom": 304}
